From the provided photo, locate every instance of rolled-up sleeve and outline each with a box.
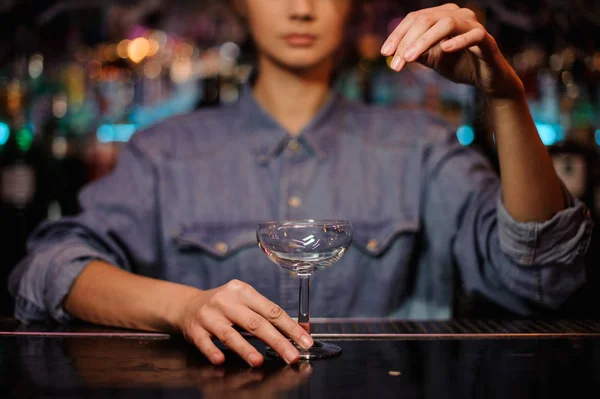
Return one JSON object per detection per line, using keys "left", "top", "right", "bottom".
{"left": 422, "top": 132, "right": 593, "bottom": 315}
{"left": 496, "top": 191, "right": 592, "bottom": 267}
{"left": 8, "top": 135, "right": 160, "bottom": 324}
{"left": 11, "top": 243, "right": 118, "bottom": 323}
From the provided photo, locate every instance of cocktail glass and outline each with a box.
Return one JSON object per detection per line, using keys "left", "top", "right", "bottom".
{"left": 256, "top": 220, "right": 353, "bottom": 360}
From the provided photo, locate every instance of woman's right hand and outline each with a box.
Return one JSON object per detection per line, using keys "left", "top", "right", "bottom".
{"left": 177, "top": 279, "right": 314, "bottom": 368}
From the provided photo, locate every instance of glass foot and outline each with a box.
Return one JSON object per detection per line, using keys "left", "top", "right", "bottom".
{"left": 266, "top": 340, "right": 342, "bottom": 361}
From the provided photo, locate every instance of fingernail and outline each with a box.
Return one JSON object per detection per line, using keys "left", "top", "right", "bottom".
{"left": 248, "top": 353, "right": 261, "bottom": 367}
{"left": 381, "top": 42, "right": 394, "bottom": 55}
{"left": 299, "top": 334, "right": 313, "bottom": 349}
{"left": 390, "top": 55, "right": 404, "bottom": 71}
{"left": 284, "top": 348, "right": 299, "bottom": 364}
{"left": 211, "top": 354, "right": 222, "bottom": 364}
{"left": 404, "top": 47, "right": 416, "bottom": 61}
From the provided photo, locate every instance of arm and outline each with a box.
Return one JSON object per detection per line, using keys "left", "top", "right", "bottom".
{"left": 421, "top": 130, "right": 591, "bottom": 313}
{"left": 9, "top": 132, "right": 311, "bottom": 367}
{"left": 64, "top": 260, "right": 312, "bottom": 367}
{"left": 379, "top": 4, "right": 593, "bottom": 311}
{"left": 380, "top": 3, "right": 565, "bottom": 222}
{"left": 64, "top": 260, "right": 197, "bottom": 333}
{"left": 490, "top": 95, "right": 565, "bottom": 222}
{"left": 9, "top": 138, "right": 161, "bottom": 324}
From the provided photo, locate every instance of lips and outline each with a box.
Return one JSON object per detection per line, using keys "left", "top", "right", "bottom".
{"left": 284, "top": 34, "right": 317, "bottom": 46}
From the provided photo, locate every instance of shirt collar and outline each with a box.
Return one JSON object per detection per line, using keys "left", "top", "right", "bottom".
{"left": 235, "top": 83, "right": 343, "bottom": 164}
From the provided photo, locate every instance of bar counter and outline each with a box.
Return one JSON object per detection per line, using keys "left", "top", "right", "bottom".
{"left": 1, "top": 318, "right": 600, "bottom": 398}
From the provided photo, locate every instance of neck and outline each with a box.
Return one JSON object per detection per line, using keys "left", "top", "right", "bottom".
{"left": 252, "top": 56, "right": 333, "bottom": 136}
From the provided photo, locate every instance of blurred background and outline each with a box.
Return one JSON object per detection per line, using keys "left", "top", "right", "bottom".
{"left": 1, "top": 0, "right": 600, "bottom": 317}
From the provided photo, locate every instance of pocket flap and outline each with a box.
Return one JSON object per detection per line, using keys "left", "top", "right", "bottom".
{"left": 351, "top": 220, "right": 419, "bottom": 257}
{"left": 173, "top": 222, "right": 258, "bottom": 259}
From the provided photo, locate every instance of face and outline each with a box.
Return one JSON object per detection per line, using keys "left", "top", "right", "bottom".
{"left": 242, "top": 0, "right": 353, "bottom": 72}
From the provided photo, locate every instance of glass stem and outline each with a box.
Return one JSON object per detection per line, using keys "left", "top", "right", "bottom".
{"left": 298, "top": 274, "right": 311, "bottom": 334}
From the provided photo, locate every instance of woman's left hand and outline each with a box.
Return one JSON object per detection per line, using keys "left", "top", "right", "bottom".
{"left": 381, "top": 3, "right": 524, "bottom": 100}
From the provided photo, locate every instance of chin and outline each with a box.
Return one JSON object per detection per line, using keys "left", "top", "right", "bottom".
{"left": 268, "top": 50, "right": 335, "bottom": 73}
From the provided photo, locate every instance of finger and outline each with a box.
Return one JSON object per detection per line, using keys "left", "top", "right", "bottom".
{"left": 189, "top": 326, "right": 226, "bottom": 366}
{"left": 208, "top": 323, "right": 264, "bottom": 368}
{"left": 241, "top": 288, "right": 313, "bottom": 350}
{"left": 423, "top": 2, "right": 461, "bottom": 12}
{"left": 390, "top": 14, "right": 438, "bottom": 71}
{"left": 441, "top": 28, "right": 497, "bottom": 59}
{"left": 381, "top": 13, "right": 418, "bottom": 56}
{"left": 404, "top": 18, "right": 476, "bottom": 63}
{"left": 381, "top": 3, "right": 460, "bottom": 55}
{"left": 388, "top": 8, "right": 474, "bottom": 71}
{"left": 231, "top": 306, "right": 301, "bottom": 365}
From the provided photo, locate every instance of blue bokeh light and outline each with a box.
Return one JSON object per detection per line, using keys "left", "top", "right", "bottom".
{"left": 595, "top": 130, "right": 600, "bottom": 146}
{"left": 456, "top": 125, "right": 475, "bottom": 146}
{"left": 0, "top": 122, "right": 9, "bottom": 146}
{"left": 535, "top": 122, "right": 564, "bottom": 146}
{"left": 97, "top": 124, "right": 137, "bottom": 143}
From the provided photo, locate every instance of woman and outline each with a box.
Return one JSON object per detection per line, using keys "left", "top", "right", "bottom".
{"left": 9, "top": 1, "right": 592, "bottom": 368}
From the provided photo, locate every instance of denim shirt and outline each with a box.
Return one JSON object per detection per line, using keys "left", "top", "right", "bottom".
{"left": 8, "top": 86, "right": 593, "bottom": 323}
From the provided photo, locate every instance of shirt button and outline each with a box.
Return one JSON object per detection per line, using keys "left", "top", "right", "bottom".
{"left": 287, "top": 139, "right": 300, "bottom": 153}
{"left": 367, "top": 239, "right": 379, "bottom": 252}
{"left": 215, "top": 242, "right": 228, "bottom": 254}
{"left": 288, "top": 196, "right": 302, "bottom": 208}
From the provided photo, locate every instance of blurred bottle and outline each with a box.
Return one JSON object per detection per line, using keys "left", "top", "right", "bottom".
{"left": 43, "top": 115, "right": 86, "bottom": 218}
{"left": 0, "top": 109, "right": 49, "bottom": 316}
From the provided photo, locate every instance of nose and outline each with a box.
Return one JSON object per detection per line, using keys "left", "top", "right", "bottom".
{"left": 288, "top": 0, "right": 315, "bottom": 22}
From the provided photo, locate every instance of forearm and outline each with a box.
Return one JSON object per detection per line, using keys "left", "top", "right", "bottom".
{"left": 64, "top": 260, "right": 201, "bottom": 333}
{"left": 489, "top": 92, "right": 565, "bottom": 222}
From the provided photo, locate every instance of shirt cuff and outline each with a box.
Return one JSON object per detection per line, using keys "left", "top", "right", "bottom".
{"left": 496, "top": 190, "right": 593, "bottom": 266}
{"left": 45, "top": 246, "right": 118, "bottom": 323}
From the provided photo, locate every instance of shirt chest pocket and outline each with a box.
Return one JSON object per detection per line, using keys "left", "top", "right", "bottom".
{"left": 351, "top": 220, "right": 420, "bottom": 257}
{"left": 174, "top": 223, "right": 258, "bottom": 258}
{"left": 168, "top": 219, "right": 422, "bottom": 317}
{"left": 309, "top": 220, "right": 422, "bottom": 317}
{"left": 170, "top": 222, "right": 279, "bottom": 295}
